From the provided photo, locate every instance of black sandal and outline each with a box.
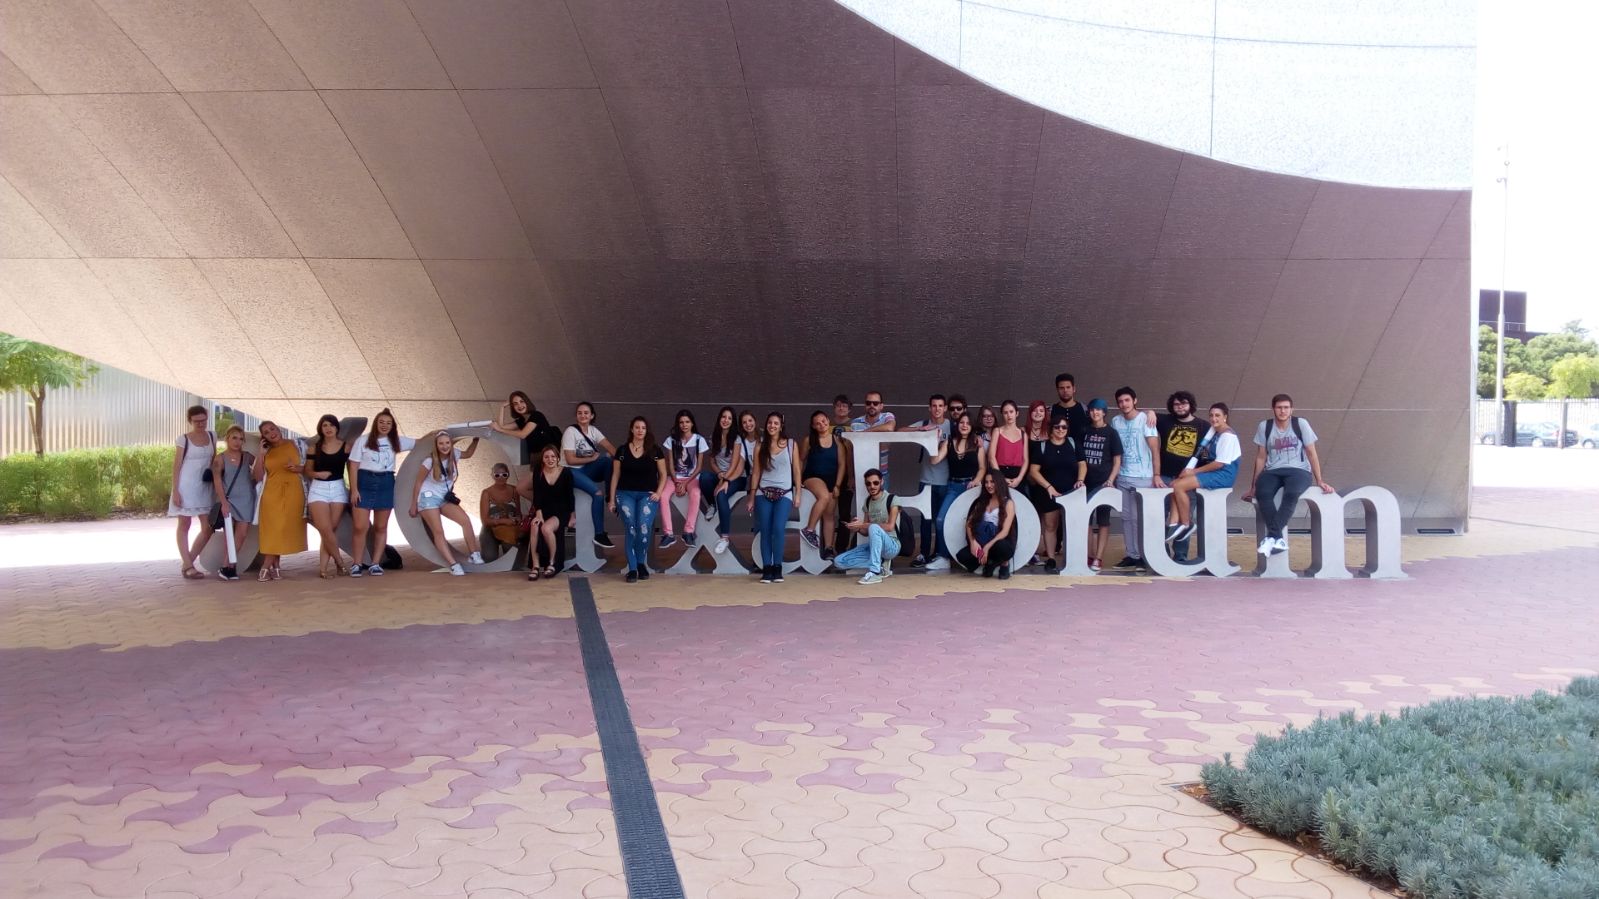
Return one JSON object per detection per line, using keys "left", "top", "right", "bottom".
{"left": 527, "top": 568, "right": 541, "bottom": 581}
{"left": 542, "top": 566, "right": 556, "bottom": 579}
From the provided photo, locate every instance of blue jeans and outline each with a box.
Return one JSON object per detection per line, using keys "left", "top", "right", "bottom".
{"left": 570, "top": 456, "right": 612, "bottom": 534}
{"left": 935, "top": 479, "right": 970, "bottom": 558}
{"left": 920, "top": 482, "right": 950, "bottom": 559}
{"left": 753, "top": 491, "right": 792, "bottom": 568}
{"left": 708, "top": 475, "right": 748, "bottom": 537}
{"left": 835, "top": 523, "right": 901, "bottom": 574}
{"left": 615, "top": 490, "right": 655, "bottom": 569}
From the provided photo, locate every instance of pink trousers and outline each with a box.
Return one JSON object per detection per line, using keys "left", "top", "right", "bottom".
{"left": 659, "top": 477, "right": 701, "bottom": 535}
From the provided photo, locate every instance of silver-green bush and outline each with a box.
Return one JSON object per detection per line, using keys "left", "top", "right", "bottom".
{"left": 1202, "top": 677, "right": 1599, "bottom": 898}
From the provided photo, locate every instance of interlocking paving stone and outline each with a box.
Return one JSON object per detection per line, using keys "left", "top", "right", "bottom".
{"left": 1, "top": 486, "right": 1594, "bottom": 896}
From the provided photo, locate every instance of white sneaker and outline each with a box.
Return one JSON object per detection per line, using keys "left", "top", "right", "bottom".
{"left": 1257, "top": 537, "right": 1274, "bottom": 556}
{"left": 882, "top": 561, "right": 893, "bottom": 578}
{"left": 450, "top": 563, "right": 466, "bottom": 576}
{"left": 468, "top": 551, "right": 484, "bottom": 565}
{"left": 1271, "top": 537, "right": 1288, "bottom": 555}
{"left": 714, "top": 537, "right": 730, "bottom": 555}
{"left": 925, "top": 557, "right": 950, "bottom": 571}
{"left": 858, "top": 571, "right": 884, "bottom": 585}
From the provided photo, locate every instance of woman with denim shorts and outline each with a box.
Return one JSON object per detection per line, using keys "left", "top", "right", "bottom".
{"left": 1165, "top": 403, "right": 1240, "bottom": 548}
{"left": 409, "top": 431, "right": 482, "bottom": 576}
{"left": 348, "top": 408, "right": 414, "bottom": 577}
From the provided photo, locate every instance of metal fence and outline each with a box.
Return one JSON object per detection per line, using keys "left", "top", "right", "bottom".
{"left": 1474, "top": 398, "right": 1599, "bottom": 444}
{"left": 0, "top": 365, "right": 202, "bottom": 459}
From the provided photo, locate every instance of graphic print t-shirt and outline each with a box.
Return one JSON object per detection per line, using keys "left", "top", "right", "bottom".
{"left": 1111, "top": 412, "right": 1158, "bottom": 480}
{"left": 662, "top": 433, "right": 708, "bottom": 480}
{"left": 1255, "top": 418, "right": 1318, "bottom": 472}
{"left": 1157, "top": 415, "right": 1211, "bottom": 480}
{"left": 1079, "top": 426, "right": 1123, "bottom": 486}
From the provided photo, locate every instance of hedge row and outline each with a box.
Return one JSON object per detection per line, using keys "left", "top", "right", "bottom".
{"left": 0, "top": 445, "right": 174, "bottom": 520}
{"left": 1202, "top": 677, "right": 1599, "bottom": 899}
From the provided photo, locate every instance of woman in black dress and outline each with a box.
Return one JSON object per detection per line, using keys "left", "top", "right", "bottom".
{"left": 526, "top": 444, "right": 575, "bottom": 580}
{"left": 1028, "top": 418, "right": 1086, "bottom": 573}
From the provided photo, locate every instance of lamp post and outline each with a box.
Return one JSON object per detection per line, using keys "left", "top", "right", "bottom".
{"left": 1493, "top": 146, "right": 1509, "bottom": 443}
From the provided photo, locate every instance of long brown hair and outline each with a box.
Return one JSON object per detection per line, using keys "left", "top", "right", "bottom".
{"left": 366, "top": 407, "right": 401, "bottom": 452}
{"left": 754, "top": 412, "right": 788, "bottom": 473}
{"left": 966, "top": 472, "right": 1012, "bottom": 531}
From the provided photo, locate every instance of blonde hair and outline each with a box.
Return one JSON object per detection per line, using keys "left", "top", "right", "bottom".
{"left": 225, "top": 424, "right": 246, "bottom": 439}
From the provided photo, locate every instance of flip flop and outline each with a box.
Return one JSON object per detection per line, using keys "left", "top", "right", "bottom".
{"left": 181, "top": 567, "right": 204, "bottom": 580}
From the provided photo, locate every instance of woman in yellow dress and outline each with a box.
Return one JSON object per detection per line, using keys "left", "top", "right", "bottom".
{"left": 251, "top": 420, "right": 307, "bottom": 581}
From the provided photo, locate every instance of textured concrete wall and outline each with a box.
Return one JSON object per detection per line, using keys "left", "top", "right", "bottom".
{"left": 0, "top": 0, "right": 1471, "bottom": 526}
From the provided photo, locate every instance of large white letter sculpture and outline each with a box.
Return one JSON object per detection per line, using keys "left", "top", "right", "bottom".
{"left": 839, "top": 430, "right": 941, "bottom": 562}
{"left": 1254, "top": 485, "right": 1406, "bottom": 579}
{"left": 1135, "top": 488, "right": 1241, "bottom": 578}
{"left": 1055, "top": 487, "right": 1124, "bottom": 576}
{"left": 749, "top": 484, "right": 835, "bottom": 575}
{"left": 939, "top": 485, "right": 1041, "bottom": 572}
{"left": 394, "top": 425, "right": 522, "bottom": 573}
{"left": 667, "top": 489, "right": 754, "bottom": 575}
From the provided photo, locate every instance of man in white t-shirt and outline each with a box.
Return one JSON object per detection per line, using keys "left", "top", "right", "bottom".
{"left": 1108, "top": 386, "right": 1160, "bottom": 570}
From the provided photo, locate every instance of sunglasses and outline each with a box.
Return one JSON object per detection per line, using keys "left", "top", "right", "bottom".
{"left": 865, "top": 400, "right": 883, "bottom": 406}
{"left": 492, "top": 472, "right": 509, "bottom": 478}
{"left": 1052, "top": 422, "right": 1069, "bottom": 429}
{"left": 864, "top": 480, "right": 882, "bottom": 487}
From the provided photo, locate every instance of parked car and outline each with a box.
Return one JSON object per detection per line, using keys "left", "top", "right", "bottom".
{"left": 1580, "top": 424, "right": 1599, "bottom": 449}
{"left": 1478, "top": 422, "right": 1579, "bottom": 447}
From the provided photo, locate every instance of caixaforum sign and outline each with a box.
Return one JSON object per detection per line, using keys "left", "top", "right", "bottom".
{"left": 395, "top": 427, "right": 1404, "bottom": 580}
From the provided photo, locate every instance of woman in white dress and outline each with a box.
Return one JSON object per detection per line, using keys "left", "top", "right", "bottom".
{"left": 169, "top": 404, "right": 217, "bottom": 579}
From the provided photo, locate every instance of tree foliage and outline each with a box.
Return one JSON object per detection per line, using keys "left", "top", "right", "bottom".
{"left": 1548, "top": 354, "right": 1599, "bottom": 399}
{"left": 1525, "top": 328, "right": 1599, "bottom": 382}
{"left": 0, "top": 333, "right": 99, "bottom": 455}
{"left": 1503, "top": 372, "right": 1547, "bottom": 401}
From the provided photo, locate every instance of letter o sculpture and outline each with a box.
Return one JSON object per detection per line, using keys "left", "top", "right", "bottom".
{"left": 940, "top": 485, "right": 1040, "bottom": 571}
{"left": 394, "top": 425, "right": 523, "bottom": 573}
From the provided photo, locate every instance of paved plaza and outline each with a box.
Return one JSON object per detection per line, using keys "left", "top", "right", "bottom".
{"left": 2, "top": 464, "right": 1595, "bottom": 897}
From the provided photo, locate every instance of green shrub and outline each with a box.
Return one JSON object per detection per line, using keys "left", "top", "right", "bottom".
{"left": 1202, "top": 677, "right": 1599, "bottom": 898}
{"left": 0, "top": 453, "right": 48, "bottom": 515}
{"left": 40, "top": 450, "right": 119, "bottom": 519}
{"left": 0, "top": 444, "right": 179, "bottom": 519}
{"left": 116, "top": 445, "right": 175, "bottom": 513}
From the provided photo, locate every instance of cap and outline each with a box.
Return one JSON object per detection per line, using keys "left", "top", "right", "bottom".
{"left": 1087, "top": 398, "right": 1108, "bottom": 411}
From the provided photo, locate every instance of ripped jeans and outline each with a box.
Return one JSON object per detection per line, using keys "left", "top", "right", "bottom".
{"left": 614, "top": 490, "right": 656, "bottom": 570}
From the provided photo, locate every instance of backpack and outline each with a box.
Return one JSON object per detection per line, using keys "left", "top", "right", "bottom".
{"left": 1261, "top": 417, "right": 1307, "bottom": 460}
{"left": 886, "top": 493, "right": 916, "bottom": 557}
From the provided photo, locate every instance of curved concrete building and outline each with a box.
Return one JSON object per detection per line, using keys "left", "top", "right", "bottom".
{"left": 0, "top": 0, "right": 1470, "bottom": 527}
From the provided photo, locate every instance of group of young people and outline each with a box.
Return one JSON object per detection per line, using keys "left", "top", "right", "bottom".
{"left": 168, "top": 377, "right": 1334, "bottom": 584}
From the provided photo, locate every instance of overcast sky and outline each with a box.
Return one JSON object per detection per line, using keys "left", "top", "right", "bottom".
{"left": 1473, "top": 1, "right": 1597, "bottom": 333}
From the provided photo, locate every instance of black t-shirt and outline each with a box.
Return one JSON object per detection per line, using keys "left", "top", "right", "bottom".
{"left": 1079, "top": 425, "right": 1122, "bottom": 486}
{"left": 1049, "top": 402, "right": 1091, "bottom": 446}
{"left": 1156, "top": 414, "right": 1211, "bottom": 480}
{"left": 1030, "top": 437, "right": 1082, "bottom": 492}
{"left": 513, "top": 410, "right": 558, "bottom": 465}
{"left": 615, "top": 442, "right": 664, "bottom": 493}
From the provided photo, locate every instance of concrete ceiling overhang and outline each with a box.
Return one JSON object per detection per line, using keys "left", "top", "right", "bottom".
{"left": 0, "top": 0, "right": 1470, "bottom": 524}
